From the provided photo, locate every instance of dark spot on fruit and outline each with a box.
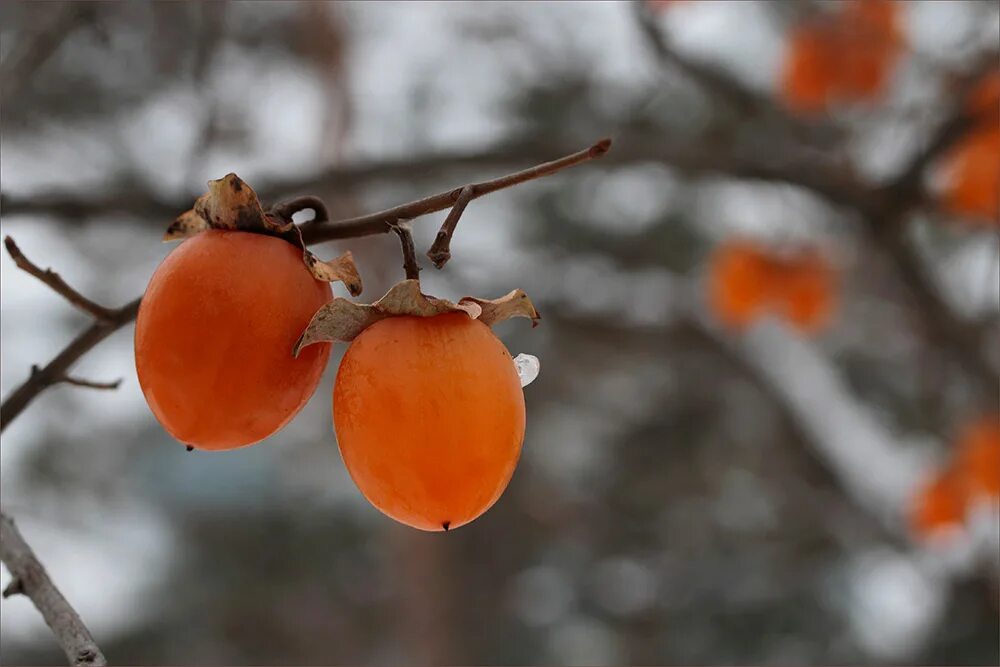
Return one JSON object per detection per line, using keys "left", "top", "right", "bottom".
{"left": 186, "top": 445, "right": 194, "bottom": 452}
{"left": 442, "top": 521, "right": 450, "bottom": 531}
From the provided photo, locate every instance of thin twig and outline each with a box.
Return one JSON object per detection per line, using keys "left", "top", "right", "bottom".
{"left": 391, "top": 221, "right": 421, "bottom": 281}
{"left": 0, "top": 2, "right": 89, "bottom": 100}
{"left": 0, "top": 512, "right": 107, "bottom": 667}
{"left": 59, "top": 375, "right": 123, "bottom": 391}
{"left": 427, "top": 185, "right": 476, "bottom": 270}
{"left": 301, "top": 138, "right": 612, "bottom": 244}
{"left": 0, "top": 298, "right": 140, "bottom": 433}
{"left": 4, "top": 237, "right": 117, "bottom": 322}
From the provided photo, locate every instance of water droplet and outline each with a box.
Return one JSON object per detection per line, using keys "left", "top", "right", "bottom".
{"left": 513, "top": 353, "right": 540, "bottom": 388}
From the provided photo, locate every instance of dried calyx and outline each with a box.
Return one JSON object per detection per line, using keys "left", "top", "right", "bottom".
{"left": 294, "top": 279, "right": 541, "bottom": 356}
{"left": 164, "top": 174, "right": 362, "bottom": 296}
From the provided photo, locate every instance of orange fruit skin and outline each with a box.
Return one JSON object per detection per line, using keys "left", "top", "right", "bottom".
{"left": 333, "top": 313, "right": 526, "bottom": 531}
{"left": 782, "top": 24, "right": 837, "bottom": 114}
{"left": 135, "top": 230, "right": 332, "bottom": 450}
{"left": 708, "top": 241, "right": 772, "bottom": 330}
{"left": 781, "top": 0, "right": 903, "bottom": 112}
{"left": 956, "top": 417, "right": 1000, "bottom": 499}
{"left": 910, "top": 467, "right": 968, "bottom": 538}
{"left": 943, "top": 125, "right": 1000, "bottom": 225}
{"left": 777, "top": 251, "right": 836, "bottom": 334}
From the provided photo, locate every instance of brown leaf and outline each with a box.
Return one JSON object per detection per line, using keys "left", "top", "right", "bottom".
{"left": 304, "top": 250, "right": 363, "bottom": 296}
{"left": 460, "top": 289, "right": 541, "bottom": 327}
{"left": 294, "top": 280, "right": 537, "bottom": 357}
{"left": 163, "top": 173, "right": 363, "bottom": 295}
{"left": 163, "top": 210, "right": 210, "bottom": 241}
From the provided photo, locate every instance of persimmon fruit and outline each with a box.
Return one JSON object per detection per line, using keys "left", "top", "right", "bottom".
{"left": 333, "top": 312, "right": 526, "bottom": 531}
{"left": 910, "top": 467, "right": 967, "bottom": 538}
{"left": 135, "top": 229, "right": 332, "bottom": 450}
{"left": 708, "top": 241, "right": 836, "bottom": 334}
{"left": 708, "top": 241, "right": 771, "bottom": 330}
{"left": 781, "top": 0, "right": 903, "bottom": 112}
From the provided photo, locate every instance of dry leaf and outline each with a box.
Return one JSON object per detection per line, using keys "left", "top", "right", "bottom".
{"left": 460, "top": 289, "right": 541, "bottom": 328}
{"left": 163, "top": 173, "right": 363, "bottom": 295}
{"left": 294, "top": 279, "right": 540, "bottom": 356}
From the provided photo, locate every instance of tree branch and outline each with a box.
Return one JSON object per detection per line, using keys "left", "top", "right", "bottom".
{"left": 0, "top": 2, "right": 90, "bottom": 100}
{"left": 0, "top": 298, "right": 140, "bottom": 433}
{"left": 391, "top": 221, "right": 421, "bottom": 280}
{"left": 427, "top": 185, "right": 475, "bottom": 269}
{"left": 300, "top": 137, "right": 611, "bottom": 244}
{"left": 4, "top": 237, "right": 118, "bottom": 322}
{"left": 0, "top": 512, "right": 107, "bottom": 667}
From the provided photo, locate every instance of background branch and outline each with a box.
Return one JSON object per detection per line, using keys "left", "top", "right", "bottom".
{"left": 0, "top": 512, "right": 107, "bottom": 667}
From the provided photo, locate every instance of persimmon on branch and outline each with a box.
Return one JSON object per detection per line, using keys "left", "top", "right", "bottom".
{"left": 0, "top": 138, "right": 610, "bottom": 666}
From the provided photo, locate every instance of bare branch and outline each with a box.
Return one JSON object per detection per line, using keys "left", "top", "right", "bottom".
{"left": 0, "top": 298, "right": 141, "bottom": 433}
{"left": 0, "top": 2, "right": 90, "bottom": 99}
{"left": 427, "top": 185, "right": 475, "bottom": 269}
{"left": 0, "top": 512, "right": 107, "bottom": 667}
{"left": 301, "top": 137, "right": 612, "bottom": 244}
{"left": 59, "top": 375, "right": 123, "bottom": 391}
{"left": 4, "top": 237, "right": 118, "bottom": 322}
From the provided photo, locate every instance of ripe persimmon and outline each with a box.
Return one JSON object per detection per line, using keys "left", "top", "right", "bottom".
{"left": 708, "top": 241, "right": 837, "bottom": 334}
{"left": 955, "top": 416, "right": 1000, "bottom": 500}
{"left": 781, "top": 0, "right": 903, "bottom": 112}
{"left": 782, "top": 23, "right": 838, "bottom": 114}
{"left": 333, "top": 312, "right": 525, "bottom": 531}
{"left": 778, "top": 250, "right": 836, "bottom": 333}
{"left": 135, "top": 230, "right": 332, "bottom": 450}
{"left": 910, "top": 466, "right": 967, "bottom": 538}
{"left": 941, "top": 72, "right": 1000, "bottom": 224}
{"left": 708, "top": 241, "right": 772, "bottom": 330}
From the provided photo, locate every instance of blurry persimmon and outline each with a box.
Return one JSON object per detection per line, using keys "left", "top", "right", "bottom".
{"left": 955, "top": 416, "right": 1000, "bottom": 500}
{"left": 777, "top": 250, "right": 837, "bottom": 334}
{"left": 942, "top": 128, "right": 1000, "bottom": 224}
{"left": 910, "top": 466, "right": 968, "bottom": 538}
{"left": 781, "top": 0, "right": 904, "bottom": 112}
{"left": 967, "top": 70, "right": 1000, "bottom": 126}
{"left": 782, "top": 23, "right": 837, "bottom": 113}
{"left": 709, "top": 241, "right": 837, "bottom": 334}
{"left": 135, "top": 230, "right": 332, "bottom": 451}
{"left": 840, "top": 0, "right": 903, "bottom": 99}
{"left": 708, "top": 241, "right": 773, "bottom": 330}
{"left": 332, "top": 312, "right": 525, "bottom": 532}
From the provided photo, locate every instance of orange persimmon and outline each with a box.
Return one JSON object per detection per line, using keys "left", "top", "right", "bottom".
{"left": 708, "top": 241, "right": 773, "bottom": 330}
{"left": 910, "top": 466, "right": 968, "bottom": 537}
{"left": 782, "top": 23, "right": 838, "bottom": 114}
{"left": 943, "top": 128, "right": 1000, "bottom": 223}
{"left": 777, "top": 250, "right": 836, "bottom": 334}
{"left": 333, "top": 312, "right": 525, "bottom": 531}
{"left": 135, "top": 230, "right": 332, "bottom": 450}
{"left": 840, "top": 0, "right": 903, "bottom": 99}
{"left": 941, "top": 71, "right": 1000, "bottom": 224}
{"left": 781, "top": 0, "right": 903, "bottom": 112}
{"left": 955, "top": 416, "right": 1000, "bottom": 500}
{"left": 708, "top": 241, "right": 837, "bottom": 334}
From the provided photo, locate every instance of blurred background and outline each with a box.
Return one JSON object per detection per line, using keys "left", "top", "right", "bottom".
{"left": 1, "top": 1, "right": 998, "bottom": 664}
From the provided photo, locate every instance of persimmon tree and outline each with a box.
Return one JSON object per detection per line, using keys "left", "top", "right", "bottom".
{"left": 1, "top": 0, "right": 998, "bottom": 664}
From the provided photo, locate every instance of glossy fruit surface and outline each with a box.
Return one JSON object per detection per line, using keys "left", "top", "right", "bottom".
{"left": 333, "top": 312, "right": 525, "bottom": 531}
{"left": 136, "top": 230, "right": 332, "bottom": 450}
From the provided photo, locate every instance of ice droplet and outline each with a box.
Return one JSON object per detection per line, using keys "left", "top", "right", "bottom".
{"left": 514, "top": 353, "right": 540, "bottom": 388}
